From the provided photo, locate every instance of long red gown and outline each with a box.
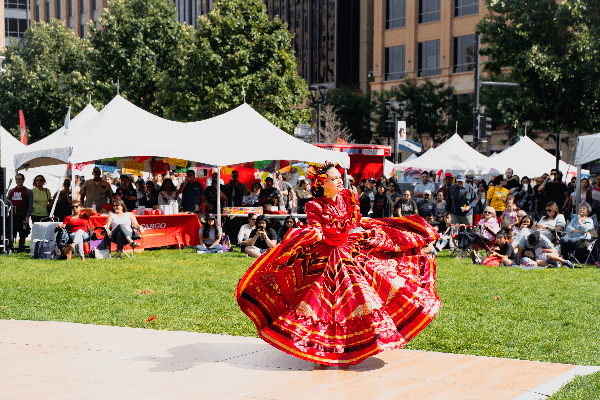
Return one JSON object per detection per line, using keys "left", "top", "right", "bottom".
{"left": 235, "top": 188, "right": 440, "bottom": 366}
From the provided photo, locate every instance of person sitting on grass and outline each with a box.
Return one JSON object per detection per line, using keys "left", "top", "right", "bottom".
{"left": 500, "top": 194, "right": 520, "bottom": 230}
{"left": 244, "top": 215, "right": 277, "bottom": 258}
{"left": 59, "top": 200, "right": 93, "bottom": 261}
{"left": 481, "top": 231, "right": 516, "bottom": 267}
{"left": 104, "top": 199, "right": 145, "bottom": 259}
{"left": 435, "top": 213, "right": 455, "bottom": 252}
{"left": 196, "top": 214, "right": 223, "bottom": 254}
{"left": 516, "top": 230, "right": 574, "bottom": 268}
{"left": 511, "top": 213, "right": 534, "bottom": 249}
{"left": 238, "top": 213, "right": 258, "bottom": 252}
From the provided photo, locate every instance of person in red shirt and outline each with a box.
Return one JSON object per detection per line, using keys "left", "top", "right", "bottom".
{"left": 7, "top": 173, "right": 34, "bottom": 252}
{"left": 60, "top": 200, "right": 92, "bottom": 261}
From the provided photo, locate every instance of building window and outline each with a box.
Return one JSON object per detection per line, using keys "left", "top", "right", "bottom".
{"left": 79, "top": 0, "right": 85, "bottom": 14}
{"left": 5, "top": 0, "right": 28, "bottom": 10}
{"left": 455, "top": 0, "right": 478, "bottom": 17}
{"left": 80, "top": 23, "right": 85, "bottom": 38}
{"left": 35, "top": 5, "right": 40, "bottom": 21}
{"left": 385, "top": 45, "right": 406, "bottom": 81}
{"left": 55, "top": 0, "right": 62, "bottom": 19}
{"left": 68, "top": 0, "right": 73, "bottom": 17}
{"left": 45, "top": 1, "right": 51, "bottom": 22}
{"left": 453, "top": 34, "right": 475, "bottom": 73}
{"left": 92, "top": 0, "right": 98, "bottom": 11}
{"left": 5, "top": 17, "right": 28, "bottom": 37}
{"left": 419, "top": 0, "right": 440, "bottom": 24}
{"left": 418, "top": 39, "right": 441, "bottom": 77}
{"left": 386, "top": 0, "right": 406, "bottom": 29}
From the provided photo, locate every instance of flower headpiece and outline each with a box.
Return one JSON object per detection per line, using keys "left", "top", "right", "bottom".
{"left": 306, "top": 162, "right": 342, "bottom": 193}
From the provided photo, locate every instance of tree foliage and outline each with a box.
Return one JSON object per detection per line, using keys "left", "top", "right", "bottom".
{"left": 0, "top": 20, "right": 98, "bottom": 143}
{"left": 478, "top": 0, "right": 600, "bottom": 135}
{"left": 157, "top": 0, "right": 309, "bottom": 132}
{"left": 318, "top": 104, "right": 353, "bottom": 144}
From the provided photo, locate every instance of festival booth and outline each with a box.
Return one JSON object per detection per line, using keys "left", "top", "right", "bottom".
{"left": 314, "top": 144, "right": 391, "bottom": 183}
{"left": 491, "top": 135, "right": 584, "bottom": 179}
{"left": 574, "top": 133, "right": 600, "bottom": 210}
{"left": 13, "top": 95, "right": 350, "bottom": 250}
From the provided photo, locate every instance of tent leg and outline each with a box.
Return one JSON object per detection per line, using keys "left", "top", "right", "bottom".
{"left": 344, "top": 169, "right": 348, "bottom": 189}
{"left": 216, "top": 167, "right": 221, "bottom": 228}
{"left": 576, "top": 165, "right": 582, "bottom": 212}
{"left": 49, "top": 164, "right": 69, "bottom": 219}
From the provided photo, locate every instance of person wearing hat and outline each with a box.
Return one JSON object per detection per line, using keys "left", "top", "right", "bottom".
{"left": 445, "top": 173, "right": 478, "bottom": 225}
{"left": 80, "top": 167, "right": 114, "bottom": 211}
{"left": 414, "top": 171, "right": 436, "bottom": 199}
{"left": 416, "top": 189, "right": 437, "bottom": 217}
{"left": 364, "top": 177, "right": 377, "bottom": 204}
{"left": 439, "top": 172, "right": 453, "bottom": 200}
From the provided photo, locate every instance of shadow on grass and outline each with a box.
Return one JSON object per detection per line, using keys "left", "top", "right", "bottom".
{"left": 132, "top": 342, "right": 386, "bottom": 373}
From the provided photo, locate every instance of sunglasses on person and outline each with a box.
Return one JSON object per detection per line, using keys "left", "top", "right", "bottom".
{"left": 546, "top": 209, "right": 554, "bottom": 213}
{"left": 251, "top": 218, "right": 258, "bottom": 221}
{"left": 35, "top": 179, "right": 44, "bottom": 182}
{"left": 484, "top": 211, "right": 493, "bottom": 214}
{"left": 71, "top": 206, "right": 80, "bottom": 209}
{"left": 285, "top": 220, "right": 294, "bottom": 224}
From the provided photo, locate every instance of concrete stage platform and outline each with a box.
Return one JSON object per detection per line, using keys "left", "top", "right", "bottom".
{"left": 1, "top": 320, "right": 598, "bottom": 399}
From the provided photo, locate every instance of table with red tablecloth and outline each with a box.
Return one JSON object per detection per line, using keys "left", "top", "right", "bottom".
{"left": 88, "top": 214, "right": 202, "bottom": 250}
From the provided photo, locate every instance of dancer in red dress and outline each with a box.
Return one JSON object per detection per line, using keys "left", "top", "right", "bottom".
{"left": 235, "top": 163, "right": 440, "bottom": 366}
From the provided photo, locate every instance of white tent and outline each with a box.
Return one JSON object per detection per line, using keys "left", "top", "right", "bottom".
{"left": 14, "top": 95, "right": 350, "bottom": 170}
{"left": 396, "top": 134, "right": 500, "bottom": 174}
{"left": 491, "top": 135, "right": 582, "bottom": 178}
{"left": 574, "top": 133, "right": 600, "bottom": 166}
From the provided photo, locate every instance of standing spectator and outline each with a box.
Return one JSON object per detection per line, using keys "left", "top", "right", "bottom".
{"left": 104, "top": 175, "right": 117, "bottom": 193}
{"left": 439, "top": 173, "right": 453, "bottom": 199}
{"left": 196, "top": 214, "right": 223, "bottom": 254}
{"left": 258, "top": 177, "right": 282, "bottom": 209}
{"left": 434, "top": 190, "right": 446, "bottom": 222}
{"left": 387, "top": 181, "right": 402, "bottom": 212}
{"left": 414, "top": 171, "right": 436, "bottom": 199}
{"left": 515, "top": 176, "right": 534, "bottom": 213}
{"left": 244, "top": 215, "right": 277, "bottom": 258}
{"left": 356, "top": 182, "right": 372, "bottom": 217}
{"left": 225, "top": 170, "right": 248, "bottom": 207}
{"left": 372, "top": 183, "right": 393, "bottom": 218}
{"left": 158, "top": 178, "right": 178, "bottom": 206}
{"left": 6, "top": 173, "right": 33, "bottom": 252}
{"left": 588, "top": 175, "right": 600, "bottom": 217}
{"left": 276, "top": 172, "right": 295, "bottom": 211}
{"left": 115, "top": 175, "right": 137, "bottom": 212}
{"left": 72, "top": 175, "right": 82, "bottom": 201}
{"left": 178, "top": 169, "right": 205, "bottom": 212}
{"left": 30, "top": 175, "right": 53, "bottom": 223}
{"left": 544, "top": 169, "right": 570, "bottom": 215}
{"left": 203, "top": 173, "right": 227, "bottom": 213}
{"left": 533, "top": 175, "right": 549, "bottom": 220}
{"left": 504, "top": 168, "right": 521, "bottom": 194}
{"left": 52, "top": 179, "right": 72, "bottom": 222}
{"left": 363, "top": 177, "right": 377, "bottom": 204}
{"left": 153, "top": 174, "right": 164, "bottom": 192}
{"left": 277, "top": 216, "right": 297, "bottom": 243}
{"left": 80, "top": 167, "right": 114, "bottom": 212}
{"left": 294, "top": 179, "right": 312, "bottom": 214}
{"left": 416, "top": 190, "right": 437, "bottom": 217}
{"left": 238, "top": 213, "right": 258, "bottom": 250}
{"left": 486, "top": 175, "right": 509, "bottom": 218}
{"left": 399, "top": 190, "right": 418, "bottom": 216}
{"left": 377, "top": 175, "right": 388, "bottom": 188}
{"left": 535, "top": 201, "right": 565, "bottom": 243}
{"left": 243, "top": 182, "right": 263, "bottom": 206}
{"left": 446, "top": 173, "right": 478, "bottom": 225}
{"left": 473, "top": 180, "right": 488, "bottom": 217}
{"left": 570, "top": 178, "right": 590, "bottom": 213}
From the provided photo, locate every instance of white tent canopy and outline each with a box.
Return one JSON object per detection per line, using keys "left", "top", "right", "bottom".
{"left": 574, "top": 133, "right": 600, "bottom": 166}
{"left": 492, "top": 135, "right": 582, "bottom": 178}
{"left": 14, "top": 95, "right": 350, "bottom": 170}
{"left": 396, "top": 134, "right": 499, "bottom": 174}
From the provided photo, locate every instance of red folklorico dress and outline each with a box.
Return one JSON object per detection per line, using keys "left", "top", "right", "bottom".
{"left": 235, "top": 188, "right": 440, "bottom": 366}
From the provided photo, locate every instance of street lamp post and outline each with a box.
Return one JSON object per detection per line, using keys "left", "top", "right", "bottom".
{"left": 385, "top": 100, "right": 407, "bottom": 164}
{"left": 309, "top": 85, "right": 329, "bottom": 143}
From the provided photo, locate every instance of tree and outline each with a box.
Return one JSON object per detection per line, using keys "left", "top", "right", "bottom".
{"left": 325, "top": 87, "right": 378, "bottom": 144}
{"left": 0, "top": 20, "right": 98, "bottom": 143}
{"left": 157, "top": 0, "right": 309, "bottom": 133}
{"left": 318, "top": 104, "right": 353, "bottom": 144}
{"left": 89, "top": 0, "right": 194, "bottom": 113}
{"left": 386, "top": 79, "right": 455, "bottom": 147}
{"left": 478, "top": 0, "right": 600, "bottom": 136}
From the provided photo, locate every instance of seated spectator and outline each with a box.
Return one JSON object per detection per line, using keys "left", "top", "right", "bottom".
{"left": 416, "top": 190, "right": 437, "bottom": 217}
{"left": 115, "top": 175, "right": 137, "bottom": 212}
{"left": 424, "top": 213, "right": 439, "bottom": 231}
{"left": 225, "top": 170, "right": 248, "bottom": 207}
{"left": 516, "top": 230, "right": 573, "bottom": 268}
{"left": 59, "top": 200, "right": 93, "bottom": 261}
{"left": 178, "top": 170, "right": 205, "bottom": 212}
{"left": 511, "top": 214, "right": 534, "bottom": 249}
{"left": 202, "top": 173, "right": 227, "bottom": 213}
{"left": 257, "top": 177, "right": 282, "bottom": 210}
{"left": 238, "top": 213, "right": 258, "bottom": 251}
{"left": 559, "top": 202, "right": 595, "bottom": 262}
{"left": 52, "top": 179, "right": 72, "bottom": 222}
{"left": 482, "top": 231, "right": 516, "bottom": 267}
{"left": 243, "top": 182, "right": 263, "bottom": 206}
{"left": 196, "top": 214, "right": 223, "bottom": 254}
{"left": 500, "top": 194, "right": 520, "bottom": 230}
{"left": 356, "top": 182, "right": 372, "bottom": 217}
{"left": 244, "top": 215, "right": 277, "bottom": 258}
{"left": 535, "top": 201, "right": 565, "bottom": 242}
{"left": 277, "top": 216, "right": 297, "bottom": 243}
{"left": 399, "top": 190, "right": 418, "bottom": 216}
{"left": 455, "top": 206, "right": 500, "bottom": 259}
{"left": 435, "top": 213, "right": 455, "bottom": 252}
{"left": 158, "top": 178, "right": 178, "bottom": 206}
{"left": 372, "top": 183, "right": 393, "bottom": 218}
{"left": 104, "top": 199, "right": 145, "bottom": 259}
{"left": 434, "top": 190, "right": 446, "bottom": 222}
{"left": 294, "top": 179, "right": 312, "bottom": 214}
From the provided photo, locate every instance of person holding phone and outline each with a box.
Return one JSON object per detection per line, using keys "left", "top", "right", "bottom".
{"left": 244, "top": 215, "right": 277, "bottom": 258}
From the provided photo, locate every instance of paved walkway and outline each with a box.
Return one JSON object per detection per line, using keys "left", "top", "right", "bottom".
{"left": 1, "top": 320, "right": 598, "bottom": 400}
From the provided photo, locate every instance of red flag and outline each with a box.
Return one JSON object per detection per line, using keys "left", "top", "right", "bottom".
{"left": 337, "top": 138, "right": 348, "bottom": 145}
{"left": 19, "top": 110, "right": 27, "bottom": 145}
{"left": 146, "top": 314, "right": 156, "bottom": 322}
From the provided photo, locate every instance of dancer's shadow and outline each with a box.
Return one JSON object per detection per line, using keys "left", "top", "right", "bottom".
{"left": 131, "top": 342, "right": 386, "bottom": 373}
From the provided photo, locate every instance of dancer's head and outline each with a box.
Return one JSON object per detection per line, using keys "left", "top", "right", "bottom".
{"left": 307, "top": 163, "right": 342, "bottom": 198}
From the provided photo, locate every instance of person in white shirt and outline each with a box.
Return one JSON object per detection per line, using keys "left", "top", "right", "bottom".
{"left": 238, "top": 213, "right": 258, "bottom": 251}
{"left": 414, "top": 171, "right": 436, "bottom": 199}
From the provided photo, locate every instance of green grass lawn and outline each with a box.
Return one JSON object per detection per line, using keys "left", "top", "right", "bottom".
{"left": 1, "top": 248, "right": 599, "bottom": 397}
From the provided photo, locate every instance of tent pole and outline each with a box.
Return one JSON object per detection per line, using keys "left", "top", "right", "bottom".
{"left": 575, "top": 165, "right": 582, "bottom": 212}
{"left": 49, "top": 164, "right": 69, "bottom": 219}
{"left": 216, "top": 166, "right": 222, "bottom": 228}
{"left": 344, "top": 169, "right": 348, "bottom": 189}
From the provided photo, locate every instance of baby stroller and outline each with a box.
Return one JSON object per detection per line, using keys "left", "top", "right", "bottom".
{"left": 452, "top": 224, "right": 496, "bottom": 263}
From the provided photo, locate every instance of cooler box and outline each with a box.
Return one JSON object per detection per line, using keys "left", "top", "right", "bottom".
{"left": 30, "top": 221, "right": 62, "bottom": 259}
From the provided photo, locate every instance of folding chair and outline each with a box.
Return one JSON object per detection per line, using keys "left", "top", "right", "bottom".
{"left": 573, "top": 215, "right": 598, "bottom": 267}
